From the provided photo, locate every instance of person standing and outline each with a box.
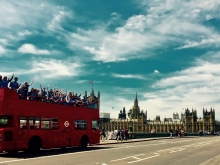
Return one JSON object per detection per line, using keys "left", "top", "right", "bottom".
{"left": 169, "top": 128, "right": 173, "bottom": 138}
{"left": 10, "top": 77, "right": 21, "bottom": 91}
{"left": 100, "top": 129, "right": 105, "bottom": 142}
{"left": 0, "top": 75, "right": 2, "bottom": 88}
{"left": 124, "top": 127, "right": 128, "bottom": 141}
{"left": 1, "top": 74, "right": 14, "bottom": 88}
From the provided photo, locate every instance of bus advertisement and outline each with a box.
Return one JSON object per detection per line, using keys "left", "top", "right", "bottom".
{"left": 0, "top": 88, "right": 100, "bottom": 153}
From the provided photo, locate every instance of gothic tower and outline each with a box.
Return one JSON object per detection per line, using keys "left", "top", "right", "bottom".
{"left": 132, "top": 92, "right": 140, "bottom": 119}
{"left": 203, "top": 108, "right": 215, "bottom": 132}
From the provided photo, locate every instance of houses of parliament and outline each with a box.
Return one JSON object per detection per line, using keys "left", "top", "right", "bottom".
{"left": 100, "top": 93, "right": 220, "bottom": 133}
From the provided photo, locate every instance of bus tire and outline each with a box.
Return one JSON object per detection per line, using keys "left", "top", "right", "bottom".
{"left": 7, "top": 150, "right": 18, "bottom": 155}
{"left": 79, "top": 135, "right": 88, "bottom": 148}
{"left": 28, "top": 136, "right": 42, "bottom": 153}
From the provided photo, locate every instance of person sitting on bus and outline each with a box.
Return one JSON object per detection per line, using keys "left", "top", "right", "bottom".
{"left": 9, "top": 77, "right": 21, "bottom": 91}
{"left": 1, "top": 74, "right": 14, "bottom": 88}
{"left": 81, "top": 96, "right": 88, "bottom": 107}
{"left": 39, "top": 83, "right": 47, "bottom": 102}
{"left": 18, "top": 80, "right": 34, "bottom": 99}
{"left": 51, "top": 91, "right": 60, "bottom": 103}
{"left": 18, "top": 86, "right": 25, "bottom": 99}
{"left": 0, "top": 75, "right": 2, "bottom": 88}
{"left": 27, "top": 88, "right": 38, "bottom": 101}
{"left": 60, "top": 93, "right": 67, "bottom": 105}
{"left": 66, "top": 93, "right": 73, "bottom": 106}
{"left": 35, "top": 89, "right": 40, "bottom": 101}
{"left": 75, "top": 97, "right": 82, "bottom": 107}
{"left": 47, "top": 89, "right": 53, "bottom": 102}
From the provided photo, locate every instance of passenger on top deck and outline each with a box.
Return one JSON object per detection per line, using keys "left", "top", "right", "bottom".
{"left": 47, "top": 89, "right": 53, "bottom": 102}
{"left": 18, "top": 86, "right": 25, "bottom": 99}
{"left": 39, "top": 83, "right": 47, "bottom": 102}
{"left": 10, "top": 77, "right": 21, "bottom": 91}
{"left": 0, "top": 75, "right": 2, "bottom": 88}
{"left": 27, "top": 88, "right": 38, "bottom": 101}
{"left": 1, "top": 74, "right": 14, "bottom": 88}
{"left": 18, "top": 80, "right": 34, "bottom": 99}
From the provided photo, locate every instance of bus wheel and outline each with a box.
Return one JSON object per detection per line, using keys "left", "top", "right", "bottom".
{"left": 7, "top": 150, "right": 18, "bottom": 155}
{"left": 28, "top": 136, "right": 42, "bottom": 153}
{"left": 79, "top": 135, "right": 88, "bottom": 148}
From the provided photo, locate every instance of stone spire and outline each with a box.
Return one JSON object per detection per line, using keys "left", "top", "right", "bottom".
{"left": 90, "top": 88, "right": 95, "bottom": 100}
{"left": 134, "top": 92, "right": 138, "bottom": 107}
{"left": 132, "top": 92, "right": 140, "bottom": 119}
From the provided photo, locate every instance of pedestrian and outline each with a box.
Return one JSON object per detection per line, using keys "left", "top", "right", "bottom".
{"left": 151, "top": 129, "right": 154, "bottom": 137}
{"left": 121, "top": 129, "right": 124, "bottom": 141}
{"left": 100, "top": 129, "right": 105, "bottom": 142}
{"left": 116, "top": 129, "right": 121, "bottom": 141}
{"left": 124, "top": 127, "right": 128, "bottom": 141}
{"left": 169, "top": 128, "right": 173, "bottom": 138}
{"left": 179, "top": 129, "right": 182, "bottom": 138}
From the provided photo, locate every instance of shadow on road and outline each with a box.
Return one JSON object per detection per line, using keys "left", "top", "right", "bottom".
{"left": 0, "top": 146, "right": 113, "bottom": 159}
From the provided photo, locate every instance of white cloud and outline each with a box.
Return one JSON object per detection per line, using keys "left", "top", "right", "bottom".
{"left": 0, "top": 1, "right": 72, "bottom": 51}
{"left": 141, "top": 52, "right": 220, "bottom": 120}
{"left": 112, "top": 73, "right": 147, "bottom": 80}
{"left": 27, "top": 59, "right": 83, "bottom": 79}
{"left": 154, "top": 70, "right": 159, "bottom": 73}
{"left": 66, "top": 0, "right": 220, "bottom": 62}
{"left": 47, "top": 10, "right": 73, "bottom": 32}
{"left": 17, "top": 30, "right": 32, "bottom": 37}
{"left": 0, "top": 45, "right": 7, "bottom": 55}
{"left": 18, "top": 44, "right": 50, "bottom": 55}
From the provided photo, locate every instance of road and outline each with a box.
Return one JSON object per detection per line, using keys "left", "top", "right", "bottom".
{"left": 0, "top": 136, "right": 219, "bottom": 165}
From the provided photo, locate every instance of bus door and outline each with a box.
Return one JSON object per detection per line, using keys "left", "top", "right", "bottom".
{"left": 91, "top": 120, "right": 100, "bottom": 144}
{"left": 17, "top": 117, "right": 28, "bottom": 149}
{"left": 41, "top": 118, "right": 59, "bottom": 148}
{"left": 59, "top": 120, "right": 71, "bottom": 147}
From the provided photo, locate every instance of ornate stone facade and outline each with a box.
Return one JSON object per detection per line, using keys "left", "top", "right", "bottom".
{"left": 100, "top": 94, "right": 220, "bottom": 133}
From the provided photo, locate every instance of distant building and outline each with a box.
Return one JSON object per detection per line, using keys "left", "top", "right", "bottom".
{"left": 100, "top": 94, "right": 220, "bottom": 133}
{"left": 118, "top": 107, "right": 126, "bottom": 119}
{"left": 164, "top": 117, "right": 172, "bottom": 122}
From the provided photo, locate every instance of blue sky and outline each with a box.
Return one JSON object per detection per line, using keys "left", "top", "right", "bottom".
{"left": 1, "top": 0, "right": 220, "bottom": 120}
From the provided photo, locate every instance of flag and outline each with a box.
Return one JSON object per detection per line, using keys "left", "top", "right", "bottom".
{"left": 89, "top": 80, "right": 93, "bottom": 84}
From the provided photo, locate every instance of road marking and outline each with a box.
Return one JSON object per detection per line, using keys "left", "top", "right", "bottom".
{"left": 110, "top": 154, "right": 144, "bottom": 162}
{"left": 128, "top": 153, "right": 160, "bottom": 164}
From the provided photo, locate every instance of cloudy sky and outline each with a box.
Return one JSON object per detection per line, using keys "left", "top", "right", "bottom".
{"left": 1, "top": 0, "right": 220, "bottom": 120}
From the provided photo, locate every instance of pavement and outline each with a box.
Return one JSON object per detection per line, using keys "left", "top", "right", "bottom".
{"left": 97, "top": 136, "right": 194, "bottom": 145}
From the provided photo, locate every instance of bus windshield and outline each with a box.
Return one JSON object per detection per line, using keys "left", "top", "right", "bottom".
{"left": 0, "top": 116, "right": 13, "bottom": 127}
{"left": 0, "top": 117, "right": 8, "bottom": 126}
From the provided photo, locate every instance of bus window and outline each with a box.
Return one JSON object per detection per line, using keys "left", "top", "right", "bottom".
{"left": 0, "top": 116, "right": 13, "bottom": 127}
{"left": 29, "top": 117, "right": 40, "bottom": 129}
{"left": 92, "top": 120, "right": 99, "bottom": 130}
{"left": 20, "top": 117, "right": 27, "bottom": 130}
{"left": 74, "top": 120, "right": 87, "bottom": 130}
{"left": 41, "top": 118, "right": 58, "bottom": 129}
{"left": 41, "top": 118, "right": 51, "bottom": 129}
{"left": 51, "top": 118, "right": 58, "bottom": 129}
{"left": 0, "top": 117, "right": 8, "bottom": 125}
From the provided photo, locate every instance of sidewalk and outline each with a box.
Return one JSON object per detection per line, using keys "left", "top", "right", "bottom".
{"left": 96, "top": 136, "right": 190, "bottom": 145}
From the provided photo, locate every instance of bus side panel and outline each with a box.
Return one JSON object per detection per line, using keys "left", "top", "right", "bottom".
{"left": 58, "top": 108, "right": 78, "bottom": 147}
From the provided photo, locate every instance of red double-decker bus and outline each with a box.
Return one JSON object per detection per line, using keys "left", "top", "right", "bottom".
{"left": 0, "top": 88, "right": 100, "bottom": 153}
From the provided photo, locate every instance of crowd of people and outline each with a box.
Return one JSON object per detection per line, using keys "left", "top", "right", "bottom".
{"left": 167, "top": 128, "right": 184, "bottom": 138}
{"left": 100, "top": 128, "right": 129, "bottom": 142}
{"left": 0, "top": 74, "right": 99, "bottom": 108}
